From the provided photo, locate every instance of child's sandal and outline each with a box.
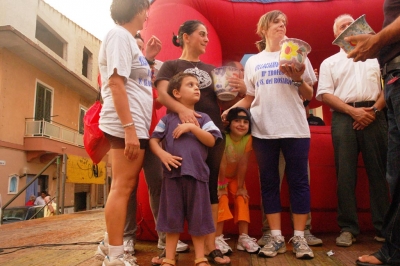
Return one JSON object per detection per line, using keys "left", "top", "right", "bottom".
{"left": 194, "top": 257, "right": 210, "bottom": 266}
{"left": 161, "top": 258, "right": 176, "bottom": 266}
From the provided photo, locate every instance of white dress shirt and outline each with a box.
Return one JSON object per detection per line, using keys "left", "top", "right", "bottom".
{"left": 316, "top": 49, "right": 381, "bottom": 103}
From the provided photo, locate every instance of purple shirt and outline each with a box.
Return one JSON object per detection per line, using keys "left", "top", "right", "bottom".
{"left": 152, "top": 112, "right": 222, "bottom": 182}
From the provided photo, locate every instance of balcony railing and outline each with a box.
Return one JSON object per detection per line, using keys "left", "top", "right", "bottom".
{"left": 25, "top": 119, "right": 83, "bottom": 146}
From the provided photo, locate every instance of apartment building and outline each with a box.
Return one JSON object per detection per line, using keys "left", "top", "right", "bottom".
{"left": 0, "top": 0, "right": 108, "bottom": 212}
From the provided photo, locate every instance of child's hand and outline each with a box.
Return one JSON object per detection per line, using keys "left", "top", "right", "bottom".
{"left": 236, "top": 188, "right": 249, "bottom": 203}
{"left": 159, "top": 151, "right": 182, "bottom": 171}
{"left": 221, "top": 109, "right": 229, "bottom": 124}
{"left": 218, "top": 188, "right": 228, "bottom": 199}
{"left": 172, "top": 123, "right": 194, "bottom": 139}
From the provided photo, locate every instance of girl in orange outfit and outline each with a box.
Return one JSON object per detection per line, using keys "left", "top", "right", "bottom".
{"left": 216, "top": 107, "right": 260, "bottom": 254}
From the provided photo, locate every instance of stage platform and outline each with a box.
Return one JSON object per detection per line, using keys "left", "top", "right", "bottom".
{"left": 0, "top": 209, "right": 383, "bottom": 266}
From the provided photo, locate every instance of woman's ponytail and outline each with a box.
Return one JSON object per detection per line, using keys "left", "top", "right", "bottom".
{"left": 172, "top": 32, "right": 180, "bottom": 47}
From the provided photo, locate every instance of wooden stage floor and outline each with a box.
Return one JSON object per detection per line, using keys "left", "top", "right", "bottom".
{"left": 0, "top": 209, "right": 383, "bottom": 265}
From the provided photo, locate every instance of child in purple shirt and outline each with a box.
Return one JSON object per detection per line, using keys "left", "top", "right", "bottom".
{"left": 150, "top": 72, "right": 222, "bottom": 266}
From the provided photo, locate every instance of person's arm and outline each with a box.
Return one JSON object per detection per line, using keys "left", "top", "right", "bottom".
{"left": 156, "top": 80, "right": 201, "bottom": 126}
{"left": 221, "top": 95, "right": 254, "bottom": 122}
{"left": 108, "top": 70, "right": 140, "bottom": 161}
{"left": 235, "top": 150, "right": 251, "bottom": 203}
{"left": 280, "top": 63, "right": 313, "bottom": 100}
{"left": 144, "top": 35, "right": 162, "bottom": 62}
{"left": 172, "top": 123, "right": 215, "bottom": 147}
{"left": 346, "top": 16, "right": 400, "bottom": 61}
{"left": 320, "top": 93, "right": 375, "bottom": 129}
{"left": 149, "top": 138, "right": 182, "bottom": 171}
{"left": 352, "top": 89, "right": 385, "bottom": 130}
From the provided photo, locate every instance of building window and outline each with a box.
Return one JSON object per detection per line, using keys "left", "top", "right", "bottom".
{"left": 82, "top": 47, "right": 93, "bottom": 79}
{"left": 79, "top": 107, "right": 87, "bottom": 134}
{"left": 8, "top": 175, "right": 19, "bottom": 194}
{"left": 35, "top": 17, "right": 66, "bottom": 59}
{"left": 35, "top": 83, "right": 53, "bottom": 122}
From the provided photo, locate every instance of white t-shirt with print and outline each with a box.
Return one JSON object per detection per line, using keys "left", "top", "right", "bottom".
{"left": 98, "top": 25, "right": 152, "bottom": 139}
{"left": 244, "top": 50, "right": 316, "bottom": 139}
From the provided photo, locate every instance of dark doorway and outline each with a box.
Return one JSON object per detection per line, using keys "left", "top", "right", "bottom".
{"left": 74, "top": 192, "right": 87, "bottom": 212}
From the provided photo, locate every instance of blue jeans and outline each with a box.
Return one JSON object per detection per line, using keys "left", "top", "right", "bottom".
{"left": 377, "top": 70, "right": 400, "bottom": 264}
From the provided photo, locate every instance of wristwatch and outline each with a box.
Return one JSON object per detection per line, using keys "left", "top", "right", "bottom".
{"left": 292, "top": 79, "right": 304, "bottom": 87}
{"left": 372, "top": 106, "right": 380, "bottom": 114}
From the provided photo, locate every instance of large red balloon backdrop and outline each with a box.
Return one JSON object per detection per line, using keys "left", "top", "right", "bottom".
{"left": 141, "top": 0, "right": 384, "bottom": 124}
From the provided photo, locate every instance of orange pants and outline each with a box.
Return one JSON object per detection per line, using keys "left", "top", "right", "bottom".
{"left": 218, "top": 178, "right": 250, "bottom": 224}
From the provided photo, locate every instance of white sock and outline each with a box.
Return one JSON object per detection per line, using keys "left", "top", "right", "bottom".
{"left": 104, "top": 232, "right": 109, "bottom": 245}
{"left": 108, "top": 244, "right": 124, "bottom": 260}
{"left": 294, "top": 230, "right": 304, "bottom": 237}
{"left": 271, "top": 230, "right": 282, "bottom": 237}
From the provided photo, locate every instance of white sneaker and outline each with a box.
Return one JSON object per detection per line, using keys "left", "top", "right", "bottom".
{"left": 215, "top": 234, "right": 233, "bottom": 255}
{"left": 94, "top": 240, "right": 108, "bottom": 261}
{"left": 95, "top": 236, "right": 135, "bottom": 261}
{"left": 236, "top": 233, "right": 260, "bottom": 253}
{"left": 258, "top": 234, "right": 286, "bottom": 258}
{"left": 304, "top": 232, "right": 323, "bottom": 246}
{"left": 123, "top": 238, "right": 135, "bottom": 254}
{"left": 289, "top": 235, "right": 314, "bottom": 259}
{"left": 257, "top": 232, "right": 272, "bottom": 246}
{"left": 157, "top": 239, "right": 190, "bottom": 252}
{"left": 102, "top": 254, "right": 138, "bottom": 266}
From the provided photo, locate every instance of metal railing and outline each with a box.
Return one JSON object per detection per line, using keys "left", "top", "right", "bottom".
{"left": 25, "top": 119, "right": 83, "bottom": 146}
{"left": 0, "top": 156, "right": 61, "bottom": 224}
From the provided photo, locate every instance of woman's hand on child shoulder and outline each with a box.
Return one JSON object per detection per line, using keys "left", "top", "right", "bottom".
{"left": 178, "top": 109, "right": 201, "bottom": 127}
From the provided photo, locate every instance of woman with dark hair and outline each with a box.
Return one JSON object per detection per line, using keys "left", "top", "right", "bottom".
{"left": 222, "top": 10, "right": 316, "bottom": 260}
{"left": 153, "top": 20, "right": 230, "bottom": 265}
{"left": 98, "top": 0, "right": 151, "bottom": 265}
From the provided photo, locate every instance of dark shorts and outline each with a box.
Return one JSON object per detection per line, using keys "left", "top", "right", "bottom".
{"left": 104, "top": 132, "right": 148, "bottom": 150}
{"left": 156, "top": 175, "right": 215, "bottom": 236}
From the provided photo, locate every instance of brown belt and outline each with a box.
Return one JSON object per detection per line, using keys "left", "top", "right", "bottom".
{"left": 346, "top": 101, "right": 375, "bottom": 108}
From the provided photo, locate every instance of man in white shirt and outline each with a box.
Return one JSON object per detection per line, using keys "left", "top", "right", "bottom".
{"left": 34, "top": 191, "right": 46, "bottom": 206}
{"left": 316, "top": 14, "right": 390, "bottom": 247}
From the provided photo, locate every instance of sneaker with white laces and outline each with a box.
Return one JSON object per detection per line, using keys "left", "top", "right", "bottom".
{"left": 257, "top": 232, "right": 271, "bottom": 246}
{"left": 289, "top": 235, "right": 314, "bottom": 259}
{"left": 94, "top": 240, "right": 108, "bottom": 261}
{"left": 95, "top": 236, "right": 135, "bottom": 261}
{"left": 123, "top": 238, "right": 135, "bottom": 254}
{"left": 258, "top": 234, "right": 286, "bottom": 257}
{"left": 304, "top": 232, "right": 323, "bottom": 246}
{"left": 237, "top": 233, "right": 261, "bottom": 253}
{"left": 336, "top": 231, "right": 356, "bottom": 247}
{"left": 102, "top": 254, "right": 138, "bottom": 266}
{"left": 215, "top": 234, "right": 233, "bottom": 255}
{"left": 157, "top": 239, "right": 190, "bottom": 252}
